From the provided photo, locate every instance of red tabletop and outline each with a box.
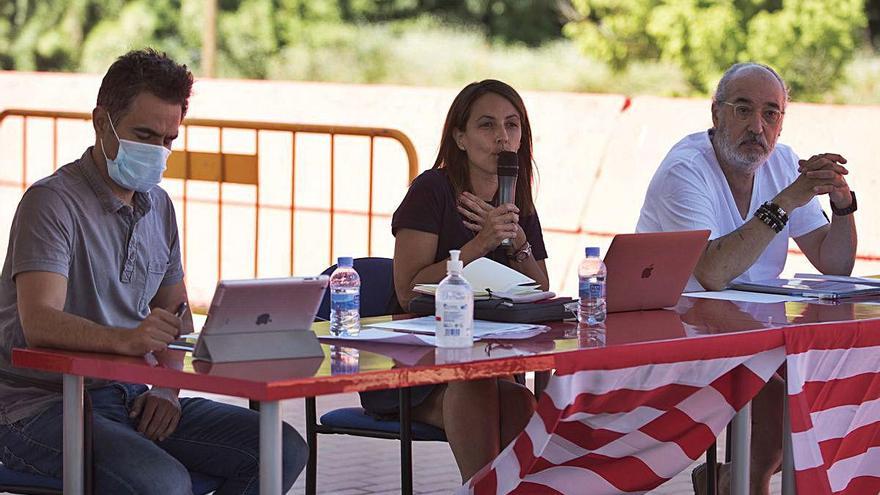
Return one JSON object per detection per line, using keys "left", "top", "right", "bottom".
{"left": 12, "top": 297, "right": 880, "bottom": 402}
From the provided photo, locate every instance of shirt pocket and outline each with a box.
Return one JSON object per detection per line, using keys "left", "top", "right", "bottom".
{"left": 139, "top": 259, "right": 168, "bottom": 311}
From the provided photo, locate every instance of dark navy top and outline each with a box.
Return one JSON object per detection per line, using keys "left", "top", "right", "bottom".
{"left": 391, "top": 168, "right": 548, "bottom": 264}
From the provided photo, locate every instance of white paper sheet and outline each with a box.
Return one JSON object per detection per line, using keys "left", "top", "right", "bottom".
{"left": 320, "top": 323, "right": 547, "bottom": 347}
{"left": 177, "top": 313, "right": 208, "bottom": 339}
{"left": 367, "top": 316, "right": 546, "bottom": 338}
{"left": 461, "top": 257, "right": 538, "bottom": 293}
{"left": 793, "top": 273, "right": 880, "bottom": 287}
{"left": 319, "top": 328, "right": 440, "bottom": 346}
{"left": 683, "top": 290, "right": 810, "bottom": 303}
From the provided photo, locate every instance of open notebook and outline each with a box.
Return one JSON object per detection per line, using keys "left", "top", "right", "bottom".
{"left": 413, "top": 257, "right": 553, "bottom": 302}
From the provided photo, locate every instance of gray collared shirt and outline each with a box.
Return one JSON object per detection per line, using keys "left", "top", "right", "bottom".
{"left": 0, "top": 148, "right": 183, "bottom": 424}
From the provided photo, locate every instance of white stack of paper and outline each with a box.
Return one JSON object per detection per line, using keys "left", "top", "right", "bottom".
{"left": 368, "top": 316, "right": 546, "bottom": 338}
{"left": 319, "top": 316, "right": 549, "bottom": 347}
{"left": 683, "top": 290, "right": 810, "bottom": 303}
{"left": 320, "top": 328, "right": 441, "bottom": 346}
{"left": 413, "top": 257, "right": 552, "bottom": 302}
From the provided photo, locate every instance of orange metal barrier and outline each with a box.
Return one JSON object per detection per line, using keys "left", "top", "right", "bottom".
{"left": 0, "top": 109, "right": 419, "bottom": 284}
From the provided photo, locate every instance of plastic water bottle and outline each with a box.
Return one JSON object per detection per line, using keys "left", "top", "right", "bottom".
{"left": 330, "top": 345, "right": 360, "bottom": 375}
{"left": 578, "top": 247, "right": 607, "bottom": 325}
{"left": 329, "top": 256, "right": 360, "bottom": 336}
{"left": 435, "top": 250, "right": 473, "bottom": 348}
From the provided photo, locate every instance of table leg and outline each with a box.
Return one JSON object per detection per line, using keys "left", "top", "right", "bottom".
{"left": 260, "top": 400, "right": 282, "bottom": 495}
{"left": 399, "top": 387, "right": 412, "bottom": 495}
{"left": 782, "top": 393, "right": 795, "bottom": 495}
{"left": 63, "top": 374, "right": 84, "bottom": 495}
{"left": 730, "top": 402, "right": 751, "bottom": 495}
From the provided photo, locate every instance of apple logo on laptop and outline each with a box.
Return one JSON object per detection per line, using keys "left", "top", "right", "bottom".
{"left": 255, "top": 313, "right": 272, "bottom": 325}
{"left": 641, "top": 264, "right": 654, "bottom": 279}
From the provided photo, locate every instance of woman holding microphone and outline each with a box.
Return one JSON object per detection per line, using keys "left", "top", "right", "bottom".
{"left": 361, "top": 79, "right": 549, "bottom": 481}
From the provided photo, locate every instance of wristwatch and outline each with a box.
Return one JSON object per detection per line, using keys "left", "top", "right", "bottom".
{"left": 508, "top": 241, "right": 532, "bottom": 263}
{"left": 831, "top": 191, "right": 857, "bottom": 216}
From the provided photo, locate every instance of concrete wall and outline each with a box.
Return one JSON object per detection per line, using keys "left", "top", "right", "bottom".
{"left": 2, "top": 71, "right": 879, "bottom": 302}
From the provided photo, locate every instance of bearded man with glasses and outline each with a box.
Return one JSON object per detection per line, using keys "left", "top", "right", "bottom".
{"left": 636, "top": 62, "right": 857, "bottom": 494}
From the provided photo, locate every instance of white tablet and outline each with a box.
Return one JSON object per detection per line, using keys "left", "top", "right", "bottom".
{"left": 193, "top": 276, "right": 329, "bottom": 363}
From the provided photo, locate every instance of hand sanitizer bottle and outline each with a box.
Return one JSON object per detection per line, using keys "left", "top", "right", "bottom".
{"left": 435, "top": 250, "right": 473, "bottom": 348}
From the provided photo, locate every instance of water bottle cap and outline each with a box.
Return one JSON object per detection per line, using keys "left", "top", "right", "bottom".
{"left": 337, "top": 256, "right": 353, "bottom": 267}
{"left": 585, "top": 247, "right": 600, "bottom": 257}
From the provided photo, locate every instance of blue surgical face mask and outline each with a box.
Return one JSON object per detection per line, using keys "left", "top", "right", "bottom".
{"left": 100, "top": 113, "right": 171, "bottom": 193}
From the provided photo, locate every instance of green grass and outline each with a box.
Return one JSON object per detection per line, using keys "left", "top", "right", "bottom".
{"left": 226, "top": 16, "right": 880, "bottom": 104}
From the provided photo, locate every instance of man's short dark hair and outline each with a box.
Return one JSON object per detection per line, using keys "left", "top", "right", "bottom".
{"left": 96, "top": 48, "right": 194, "bottom": 123}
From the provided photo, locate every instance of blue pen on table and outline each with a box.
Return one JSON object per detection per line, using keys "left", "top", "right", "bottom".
{"left": 144, "top": 301, "right": 189, "bottom": 365}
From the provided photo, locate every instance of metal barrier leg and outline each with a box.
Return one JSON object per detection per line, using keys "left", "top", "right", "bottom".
{"left": 730, "top": 403, "right": 751, "bottom": 495}
{"left": 63, "top": 374, "right": 84, "bottom": 495}
{"left": 259, "top": 400, "right": 282, "bottom": 495}
{"left": 782, "top": 393, "right": 795, "bottom": 495}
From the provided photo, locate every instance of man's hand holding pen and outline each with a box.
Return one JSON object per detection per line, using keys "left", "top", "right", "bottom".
{"left": 122, "top": 307, "right": 182, "bottom": 356}
{"left": 131, "top": 300, "right": 189, "bottom": 442}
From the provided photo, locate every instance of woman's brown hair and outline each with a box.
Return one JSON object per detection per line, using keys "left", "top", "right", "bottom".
{"left": 432, "top": 79, "right": 536, "bottom": 216}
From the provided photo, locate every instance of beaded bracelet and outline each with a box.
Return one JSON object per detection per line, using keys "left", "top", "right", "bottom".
{"left": 754, "top": 202, "right": 787, "bottom": 233}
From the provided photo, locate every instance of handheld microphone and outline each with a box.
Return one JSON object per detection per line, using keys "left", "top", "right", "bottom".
{"left": 496, "top": 151, "right": 519, "bottom": 247}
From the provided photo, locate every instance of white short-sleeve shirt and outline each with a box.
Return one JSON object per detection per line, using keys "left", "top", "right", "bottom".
{"left": 636, "top": 131, "right": 828, "bottom": 291}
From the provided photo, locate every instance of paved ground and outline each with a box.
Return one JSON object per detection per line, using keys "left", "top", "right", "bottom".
{"left": 198, "top": 383, "right": 782, "bottom": 495}
{"left": 3, "top": 382, "right": 783, "bottom": 494}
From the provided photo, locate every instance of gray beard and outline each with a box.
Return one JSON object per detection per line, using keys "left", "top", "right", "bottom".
{"left": 713, "top": 129, "right": 770, "bottom": 174}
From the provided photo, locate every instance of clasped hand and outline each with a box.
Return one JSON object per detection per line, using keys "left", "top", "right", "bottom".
{"left": 457, "top": 191, "right": 523, "bottom": 252}
{"left": 780, "top": 153, "right": 851, "bottom": 210}
{"left": 797, "top": 153, "right": 852, "bottom": 208}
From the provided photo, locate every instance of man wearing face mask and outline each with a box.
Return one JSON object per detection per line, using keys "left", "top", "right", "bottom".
{"left": 0, "top": 49, "right": 307, "bottom": 494}
{"left": 636, "top": 63, "right": 857, "bottom": 494}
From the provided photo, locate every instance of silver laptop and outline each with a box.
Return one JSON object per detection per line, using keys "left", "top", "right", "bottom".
{"left": 605, "top": 230, "right": 710, "bottom": 313}
{"left": 193, "top": 276, "right": 329, "bottom": 363}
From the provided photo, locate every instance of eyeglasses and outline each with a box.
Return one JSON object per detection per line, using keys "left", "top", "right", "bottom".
{"left": 721, "top": 102, "right": 784, "bottom": 125}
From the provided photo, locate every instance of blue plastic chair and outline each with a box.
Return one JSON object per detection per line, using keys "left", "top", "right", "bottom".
{"left": 306, "top": 257, "right": 447, "bottom": 495}
{"left": 316, "top": 256, "right": 401, "bottom": 319}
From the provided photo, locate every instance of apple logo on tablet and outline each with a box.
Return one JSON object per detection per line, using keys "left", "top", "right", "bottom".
{"left": 256, "top": 313, "right": 272, "bottom": 325}
{"left": 641, "top": 265, "right": 654, "bottom": 279}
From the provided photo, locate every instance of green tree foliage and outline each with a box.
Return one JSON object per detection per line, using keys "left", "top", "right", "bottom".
{"left": 0, "top": 0, "right": 565, "bottom": 77}
{"left": 0, "top": 0, "right": 98, "bottom": 70}
{"left": 338, "top": 0, "right": 565, "bottom": 46}
{"left": 565, "top": 0, "right": 867, "bottom": 99}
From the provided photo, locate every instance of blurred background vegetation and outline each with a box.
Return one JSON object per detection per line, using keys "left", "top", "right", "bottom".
{"left": 1, "top": 0, "right": 879, "bottom": 103}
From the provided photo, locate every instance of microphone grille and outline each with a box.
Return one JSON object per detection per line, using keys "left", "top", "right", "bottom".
{"left": 497, "top": 151, "right": 518, "bottom": 176}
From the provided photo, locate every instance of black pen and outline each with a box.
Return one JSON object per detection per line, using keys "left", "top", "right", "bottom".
{"left": 173, "top": 301, "right": 189, "bottom": 339}
{"left": 174, "top": 301, "right": 189, "bottom": 319}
